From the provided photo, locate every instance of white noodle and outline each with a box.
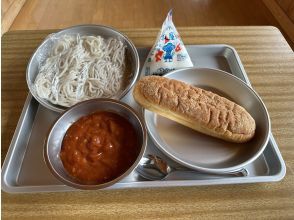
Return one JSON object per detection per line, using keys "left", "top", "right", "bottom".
{"left": 34, "top": 34, "right": 126, "bottom": 107}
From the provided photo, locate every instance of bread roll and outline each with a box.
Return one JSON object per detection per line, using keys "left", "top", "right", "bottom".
{"left": 133, "top": 76, "right": 256, "bottom": 143}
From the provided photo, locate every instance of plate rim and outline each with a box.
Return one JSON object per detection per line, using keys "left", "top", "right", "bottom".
{"left": 144, "top": 67, "right": 271, "bottom": 174}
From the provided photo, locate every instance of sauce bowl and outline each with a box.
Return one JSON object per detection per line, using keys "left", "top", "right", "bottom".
{"left": 44, "top": 98, "right": 147, "bottom": 190}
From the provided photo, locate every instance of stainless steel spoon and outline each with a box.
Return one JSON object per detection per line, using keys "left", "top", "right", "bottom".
{"left": 136, "top": 154, "right": 248, "bottom": 181}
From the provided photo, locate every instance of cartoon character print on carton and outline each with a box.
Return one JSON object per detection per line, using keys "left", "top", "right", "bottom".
{"left": 162, "top": 42, "right": 175, "bottom": 62}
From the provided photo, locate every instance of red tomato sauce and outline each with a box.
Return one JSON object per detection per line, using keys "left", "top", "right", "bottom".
{"left": 60, "top": 111, "right": 139, "bottom": 184}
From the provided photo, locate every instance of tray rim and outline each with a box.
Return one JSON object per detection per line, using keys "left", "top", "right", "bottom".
{"left": 1, "top": 44, "right": 286, "bottom": 193}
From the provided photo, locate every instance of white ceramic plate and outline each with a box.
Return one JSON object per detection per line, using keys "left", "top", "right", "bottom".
{"left": 144, "top": 68, "right": 270, "bottom": 173}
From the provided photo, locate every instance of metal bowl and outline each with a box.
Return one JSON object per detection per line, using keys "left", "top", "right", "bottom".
{"left": 44, "top": 98, "right": 147, "bottom": 190}
{"left": 27, "top": 24, "right": 140, "bottom": 112}
{"left": 145, "top": 68, "right": 271, "bottom": 174}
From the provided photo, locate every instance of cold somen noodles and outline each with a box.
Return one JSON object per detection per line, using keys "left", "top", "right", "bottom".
{"left": 34, "top": 34, "right": 127, "bottom": 107}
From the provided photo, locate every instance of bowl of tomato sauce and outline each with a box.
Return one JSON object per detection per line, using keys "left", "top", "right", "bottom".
{"left": 44, "top": 98, "right": 147, "bottom": 189}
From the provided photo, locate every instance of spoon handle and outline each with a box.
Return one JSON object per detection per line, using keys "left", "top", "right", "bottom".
{"left": 171, "top": 166, "right": 248, "bottom": 177}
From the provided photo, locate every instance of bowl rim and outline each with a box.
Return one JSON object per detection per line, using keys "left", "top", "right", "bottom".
{"left": 26, "top": 24, "right": 140, "bottom": 113}
{"left": 145, "top": 67, "right": 271, "bottom": 174}
{"left": 44, "top": 98, "right": 147, "bottom": 190}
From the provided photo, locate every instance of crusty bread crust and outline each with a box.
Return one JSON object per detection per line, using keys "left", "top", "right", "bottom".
{"left": 133, "top": 76, "right": 256, "bottom": 143}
